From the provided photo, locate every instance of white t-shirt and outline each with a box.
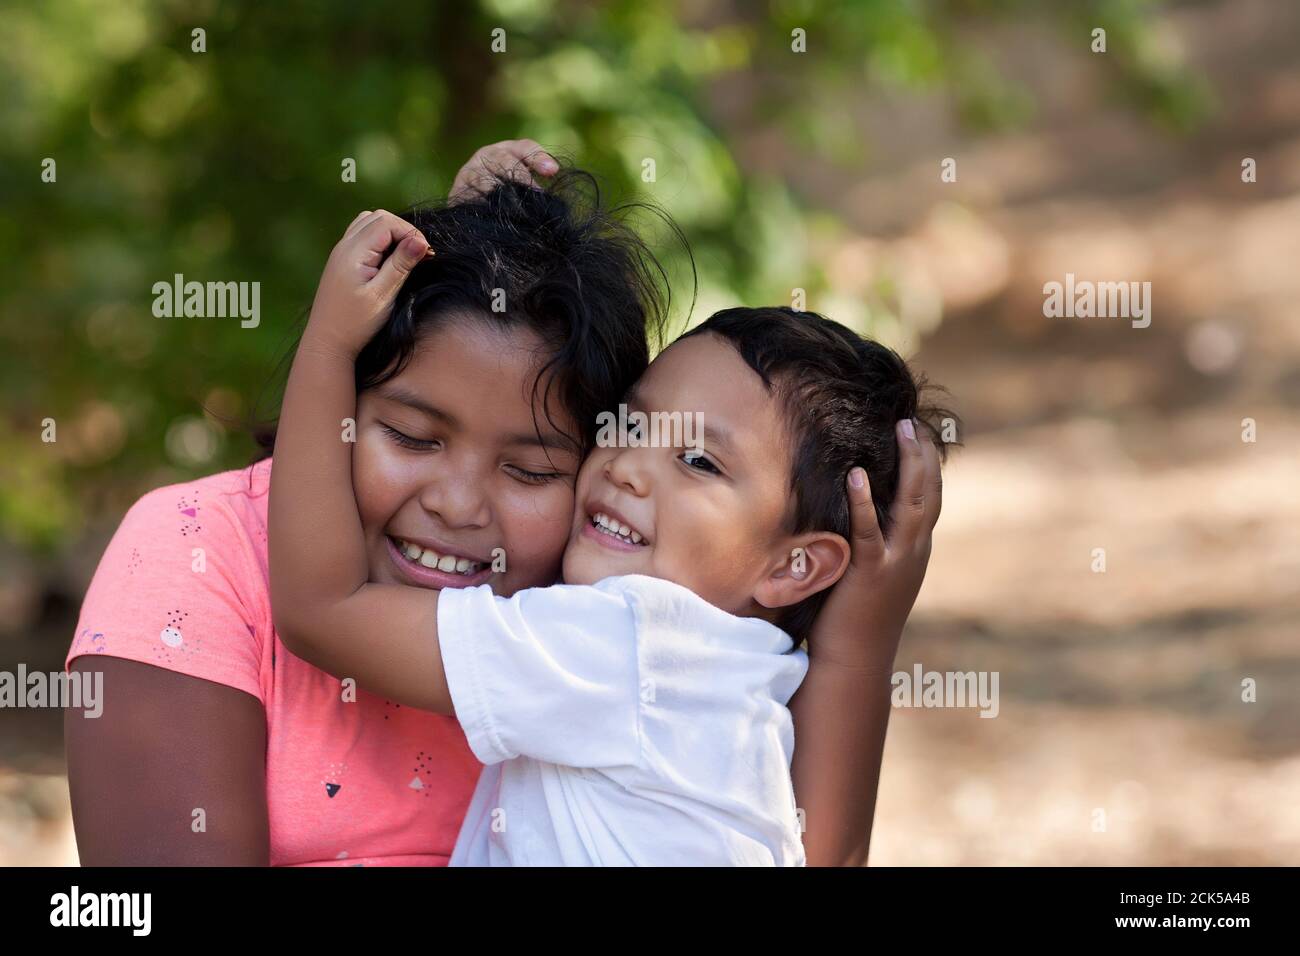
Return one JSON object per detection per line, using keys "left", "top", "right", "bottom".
{"left": 438, "top": 574, "right": 809, "bottom": 866}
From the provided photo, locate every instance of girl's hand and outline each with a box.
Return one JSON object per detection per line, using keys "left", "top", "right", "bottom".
{"left": 809, "top": 420, "right": 944, "bottom": 671}
{"left": 450, "top": 138, "right": 559, "bottom": 202}
{"left": 304, "top": 209, "right": 431, "bottom": 360}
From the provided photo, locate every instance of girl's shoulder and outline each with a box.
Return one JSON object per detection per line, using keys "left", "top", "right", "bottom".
{"left": 123, "top": 457, "right": 272, "bottom": 544}
{"left": 70, "top": 458, "right": 276, "bottom": 697}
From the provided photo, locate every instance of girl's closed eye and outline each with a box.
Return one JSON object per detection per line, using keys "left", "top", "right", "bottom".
{"left": 503, "top": 463, "right": 568, "bottom": 486}
{"left": 381, "top": 423, "right": 440, "bottom": 451}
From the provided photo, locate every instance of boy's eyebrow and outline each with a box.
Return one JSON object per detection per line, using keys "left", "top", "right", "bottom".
{"left": 626, "top": 383, "right": 737, "bottom": 457}
{"left": 701, "top": 422, "right": 737, "bottom": 457}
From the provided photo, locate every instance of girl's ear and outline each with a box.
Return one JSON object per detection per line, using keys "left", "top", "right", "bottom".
{"left": 753, "top": 533, "right": 851, "bottom": 611}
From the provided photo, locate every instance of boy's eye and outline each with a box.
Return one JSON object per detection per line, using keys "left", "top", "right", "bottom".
{"left": 680, "top": 450, "right": 720, "bottom": 475}
{"left": 381, "top": 424, "right": 439, "bottom": 450}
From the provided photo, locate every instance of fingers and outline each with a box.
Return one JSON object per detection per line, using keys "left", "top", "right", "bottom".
{"left": 918, "top": 427, "right": 943, "bottom": 535}
{"left": 449, "top": 139, "right": 558, "bottom": 202}
{"left": 371, "top": 226, "right": 429, "bottom": 300}
{"left": 356, "top": 210, "right": 426, "bottom": 297}
{"left": 845, "top": 466, "right": 885, "bottom": 565}
{"left": 511, "top": 138, "right": 559, "bottom": 176}
{"left": 888, "top": 418, "right": 928, "bottom": 545}
{"left": 488, "top": 139, "right": 559, "bottom": 186}
{"left": 343, "top": 210, "right": 374, "bottom": 241}
{"left": 354, "top": 211, "right": 419, "bottom": 259}
{"left": 342, "top": 210, "right": 430, "bottom": 293}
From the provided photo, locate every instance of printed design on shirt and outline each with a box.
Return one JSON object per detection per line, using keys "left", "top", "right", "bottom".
{"left": 126, "top": 547, "right": 142, "bottom": 575}
{"left": 176, "top": 493, "right": 202, "bottom": 537}
{"left": 153, "top": 608, "right": 201, "bottom": 665}
{"left": 322, "top": 760, "right": 347, "bottom": 799}
{"left": 409, "top": 749, "right": 436, "bottom": 798}
{"left": 382, "top": 700, "right": 402, "bottom": 721}
{"left": 72, "top": 628, "right": 107, "bottom": 655}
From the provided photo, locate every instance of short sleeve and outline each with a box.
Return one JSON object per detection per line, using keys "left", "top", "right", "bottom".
{"left": 67, "top": 480, "right": 268, "bottom": 705}
{"left": 437, "top": 582, "right": 641, "bottom": 769}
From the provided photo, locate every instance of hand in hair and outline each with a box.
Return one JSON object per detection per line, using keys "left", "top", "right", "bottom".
{"left": 449, "top": 138, "right": 558, "bottom": 203}
{"left": 810, "top": 420, "right": 945, "bottom": 670}
{"left": 303, "top": 210, "right": 432, "bottom": 360}
{"left": 791, "top": 421, "right": 945, "bottom": 866}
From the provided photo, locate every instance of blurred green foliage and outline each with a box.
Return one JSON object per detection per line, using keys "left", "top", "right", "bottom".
{"left": 0, "top": 0, "right": 1208, "bottom": 550}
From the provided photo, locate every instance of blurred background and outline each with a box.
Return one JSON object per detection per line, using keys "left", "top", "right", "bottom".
{"left": 1, "top": 0, "right": 1296, "bottom": 865}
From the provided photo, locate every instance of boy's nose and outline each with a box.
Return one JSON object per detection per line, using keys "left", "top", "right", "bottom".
{"left": 603, "top": 446, "right": 652, "bottom": 497}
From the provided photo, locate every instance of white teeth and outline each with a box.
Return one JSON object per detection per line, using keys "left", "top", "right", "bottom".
{"left": 395, "top": 537, "right": 484, "bottom": 574}
{"left": 590, "top": 513, "right": 644, "bottom": 545}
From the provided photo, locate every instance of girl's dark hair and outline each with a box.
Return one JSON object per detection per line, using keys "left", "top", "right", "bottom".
{"left": 358, "top": 170, "right": 681, "bottom": 454}
{"left": 256, "top": 167, "right": 685, "bottom": 458}
{"left": 682, "top": 306, "right": 959, "bottom": 643}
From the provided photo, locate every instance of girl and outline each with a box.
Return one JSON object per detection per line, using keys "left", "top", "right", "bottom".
{"left": 64, "top": 141, "right": 942, "bottom": 866}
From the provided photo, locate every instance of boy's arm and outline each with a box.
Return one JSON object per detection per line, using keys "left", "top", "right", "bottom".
{"left": 790, "top": 422, "right": 943, "bottom": 866}
{"left": 268, "top": 211, "right": 453, "bottom": 714}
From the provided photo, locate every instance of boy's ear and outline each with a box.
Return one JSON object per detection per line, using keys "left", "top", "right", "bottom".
{"left": 753, "top": 533, "right": 851, "bottom": 611}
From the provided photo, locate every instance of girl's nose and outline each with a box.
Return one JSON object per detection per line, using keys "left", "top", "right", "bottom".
{"left": 417, "top": 470, "right": 491, "bottom": 529}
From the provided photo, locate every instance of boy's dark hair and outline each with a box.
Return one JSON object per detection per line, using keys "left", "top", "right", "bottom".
{"left": 681, "top": 306, "right": 958, "bottom": 643}
{"left": 355, "top": 169, "right": 684, "bottom": 454}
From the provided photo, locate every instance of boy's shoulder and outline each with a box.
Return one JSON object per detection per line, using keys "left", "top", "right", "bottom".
{"left": 588, "top": 575, "right": 797, "bottom": 655}
{"left": 486, "top": 575, "right": 797, "bottom": 656}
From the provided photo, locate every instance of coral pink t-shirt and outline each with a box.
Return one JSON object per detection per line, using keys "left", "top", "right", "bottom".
{"left": 66, "top": 458, "right": 482, "bottom": 866}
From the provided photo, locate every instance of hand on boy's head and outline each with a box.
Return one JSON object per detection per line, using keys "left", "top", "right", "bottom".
{"left": 450, "top": 139, "right": 559, "bottom": 203}
{"left": 305, "top": 209, "right": 431, "bottom": 359}
{"left": 806, "top": 421, "right": 944, "bottom": 669}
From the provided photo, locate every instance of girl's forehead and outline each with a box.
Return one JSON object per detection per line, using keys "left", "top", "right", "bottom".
{"left": 418, "top": 309, "right": 548, "bottom": 358}
{"left": 375, "top": 323, "right": 581, "bottom": 452}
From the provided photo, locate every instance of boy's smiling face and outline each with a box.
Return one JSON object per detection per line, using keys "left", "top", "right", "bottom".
{"left": 564, "top": 332, "right": 831, "bottom": 620}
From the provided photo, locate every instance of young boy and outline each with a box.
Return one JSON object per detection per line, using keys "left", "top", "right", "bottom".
{"left": 270, "top": 215, "right": 948, "bottom": 866}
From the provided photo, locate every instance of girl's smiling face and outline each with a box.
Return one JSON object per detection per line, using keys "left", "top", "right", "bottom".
{"left": 353, "top": 313, "right": 582, "bottom": 597}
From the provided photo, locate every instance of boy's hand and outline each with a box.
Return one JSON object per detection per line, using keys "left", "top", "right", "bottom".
{"left": 809, "top": 420, "right": 944, "bottom": 671}
{"left": 304, "top": 209, "right": 431, "bottom": 360}
{"left": 450, "top": 139, "right": 559, "bottom": 202}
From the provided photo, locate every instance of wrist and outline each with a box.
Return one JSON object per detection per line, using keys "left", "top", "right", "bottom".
{"left": 300, "top": 317, "right": 365, "bottom": 366}
{"left": 806, "top": 627, "right": 902, "bottom": 675}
